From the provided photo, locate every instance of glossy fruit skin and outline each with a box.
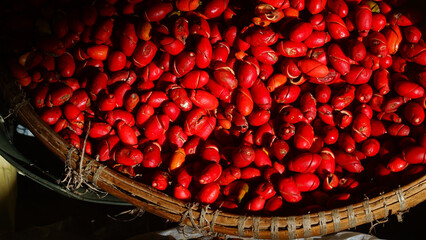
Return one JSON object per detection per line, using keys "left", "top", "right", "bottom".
{"left": 12, "top": 0, "right": 426, "bottom": 213}
{"left": 217, "top": 166, "right": 241, "bottom": 185}
{"left": 394, "top": 81, "right": 425, "bottom": 99}
{"left": 293, "top": 173, "right": 320, "bottom": 192}
{"left": 197, "top": 183, "right": 221, "bottom": 204}
{"left": 274, "top": 84, "right": 301, "bottom": 104}
{"left": 40, "top": 107, "right": 62, "bottom": 125}
{"left": 142, "top": 142, "right": 163, "bottom": 168}
{"left": 160, "top": 36, "right": 185, "bottom": 56}
{"left": 335, "top": 150, "right": 364, "bottom": 173}
{"left": 248, "top": 109, "right": 270, "bottom": 127}
{"left": 355, "top": 3, "right": 372, "bottom": 37}
{"left": 345, "top": 66, "right": 373, "bottom": 85}
{"left": 213, "top": 61, "right": 238, "bottom": 90}
{"left": 351, "top": 113, "right": 371, "bottom": 143}
{"left": 287, "top": 152, "right": 322, "bottom": 173}
{"left": 294, "top": 122, "right": 315, "bottom": 150}
{"left": 328, "top": 44, "right": 350, "bottom": 76}
{"left": 402, "top": 146, "right": 426, "bottom": 164}
{"left": 251, "top": 46, "right": 279, "bottom": 65}
{"left": 144, "top": 114, "right": 170, "bottom": 140}
{"left": 195, "top": 37, "right": 212, "bottom": 69}
{"left": 278, "top": 177, "right": 302, "bottom": 203}
{"left": 89, "top": 122, "right": 112, "bottom": 139}
{"left": 251, "top": 79, "right": 272, "bottom": 109}
{"left": 361, "top": 138, "right": 380, "bottom": 157}
{"left": 133, "top": 40, "right": 157, "bottom": 68}
{"left": 151, "top": 171, "right": 169, "bottom": 190}
{"left": 297, "top": 59, "right": 329, "bottom": 78}
{"left": 190, "top": 90, "right": 219, "bottom": 111}
{"left": 264, "top": 196, "right": 283, "bottom": 212}
{"left": 232, "top": 145, "right": 256, "bottom": 168}
{"left": 236, "top": 87, "right": 254, "bottom": 116}
{"left": 199, "top": 162, "right": 222, "bottom": 184}
{"left": 326, "top": 14, "right": 349, "bottom": 40}
{"left": 315, "top": 84, "right": 331, "bottom": 103}
{"left": 289, "top": 22, "right": 313, "bottom": 43}
{"left": 114, "top": 146, "right": 143, "bottom": 167}
{"left": 277, "top": 41, "right": 308, "bottom": 58}
{"left": 317, "top": 148, "right": 335, "bottom": 177}
{"left": 404, "top": 102, "right": 425, "bottom": 125}
{"left": 331, "top": 84, "right": 356, "bottom": 111}
{"left": 116, "top": 120, "right": 138, "bottom": 146}
{"left": 174, "top": 184, "right": 191, "bottom": 201}
{"left": 183, "top": 108, "right": 208, "bottom": 136}
{"left": 336, "top": 110, "right": 354, "bottom": 130}
{"left": 180, "top": 70, "right": 209, "bottom": 89}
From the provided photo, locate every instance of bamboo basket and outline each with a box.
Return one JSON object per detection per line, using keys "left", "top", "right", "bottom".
{"left": 1, "top": 75, "right": 426, "bottom": 239}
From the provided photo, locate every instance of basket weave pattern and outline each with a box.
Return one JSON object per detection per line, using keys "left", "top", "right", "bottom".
{"left": 2, "top": 77, "right": 426, "bottom": 239}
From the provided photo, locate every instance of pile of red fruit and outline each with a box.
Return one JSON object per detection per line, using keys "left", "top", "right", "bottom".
{"left": 3, "top": 0, "right": 426, "bottom": 215}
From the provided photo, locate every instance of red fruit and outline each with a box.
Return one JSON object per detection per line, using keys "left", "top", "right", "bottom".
{"left": 180, "top": 70, "right": 209, "bottom": 89}
{"left": 294, "top": 122, "right": 314, "bottom": 150}
{"left": 144, "top": 114, "right": 170, "bottom": 140}
{"left": 142, "top": 142, "right": 162, "bottom": 168}
{"left": 236, "top": 87, "right": 254, "bottom": 116}
{"left": 404, "top": 102, "right": 425, "bottom": 125}
{"left": 217, "top": 166, "right": 241, "bottom": 185}
{"left": 108, "top": 51, "right": 126, "bottom": 72}
{"left": 190, "top": 90, "right": 219, "bottom": 111}
{"left": 199, "top": 163, "right": 222, "bottom": 184}
{"left": 176, "top": 0, "right": 200, "bottom": 11}
{"left": 183, "top": 108, "right": 208, "bottom": 136}
{"left": 89, "top": 122, "right": 112, "bottom": 139}
{"left": 289, "top": 22, "right": 314, "bottom": 43}
{"left": 264, "top": 196, "right": 283, "bottom": 212}
{"left": 355, "top": 3, "right": 372, "bottom": 37}
{"left": 351, "top": 113, "right": 371, "bottom": 143}
{"left": 335, "top": 150, "right": 364, "bottom": 173}
{"left": 232, "top": 145, "right": 256, "bottom": 168}
{"left": 394, "top": 81, "right": 425, "bottom": 99}
{"left": 151, "top": 171, "right": 169, "bottom": 190}
{"left": 278, "top": 177, "right": 302, "bottom": 203}
{"left": 241, "top": 167, "right": 261, "bottom": 180}
{"left": 402, "top": 146, "right": 426, "bottom": 164}
{"left": 197, "top": 183, "right": 221, "bottom": 204}
{"left": 254, "top": 182, "right": 276, "bottom": 199}
{"left": 116, "top": 120, "right": 138, "bottom": 145}
{"left": 361, "top": 138, "right": 380, "bottom": 157}
{"left": 274, "top": 84, "right": 301, "bottom": 104}
{"left": 133, "top": 40, "right": 157, "bottom": 68}
{"left": 144, "top": 3, "right": 173, "bottom": 22}
{"left": 288, "top": 152, "right": 322, "bottom": 173}
{"left": 326, "top": 14, "right": 349, "bottom": 40}
{"left": 174, "top": 185, "right": 191, "bottom": 201}
{"left": 277, "top": 41, "right": 307, "bottom": 58}
{"left": 251, "top": 46, "right": 279, "bottom": 65}
{"left": 195, "top": 37, "right": 212, "bottom": 69}
{"left": 87, "top": 45, "right": 109, "bottom": 61}
{"left": 297, "top": 59, "right": 329, "bottom": 78}
{"left": 293, "top": 173, "right": 320, "bottom": 192}
{"left": 245, "top": 196, "right": 265, "bottom": 211}
{"left": 251, "top": 79, "right": 272, "bottom": 109}
{"left": 114, "top": 146, "right": 143, "bottom": 166}
{"left": 40, "top": 107, "right": 62, "bottom": 125}
{"left": 327, "top": 44, "right": 350, "bottom": 76}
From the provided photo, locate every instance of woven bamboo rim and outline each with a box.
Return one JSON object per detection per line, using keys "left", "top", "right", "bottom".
{"left": 1, "top": 77, "right": 426, "bottom": 239}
